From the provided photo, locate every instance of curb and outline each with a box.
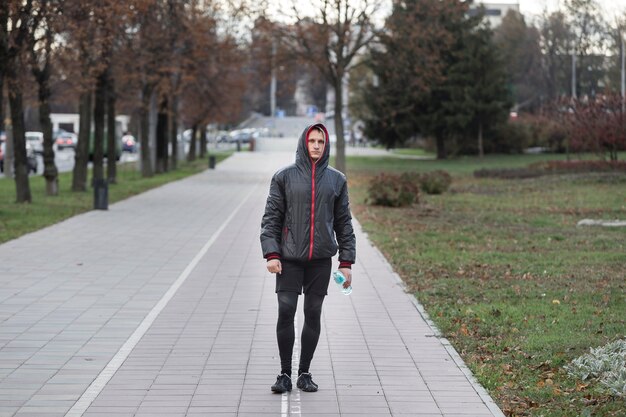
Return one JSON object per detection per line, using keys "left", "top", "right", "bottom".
{"left": 356, "top": 220, "right": 506, "bottom": 417}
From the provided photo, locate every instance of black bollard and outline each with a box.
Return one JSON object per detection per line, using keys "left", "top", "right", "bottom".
{"left": 236, "top": 140, "right": 241, "bottom": 152}
{"left": 94, "top": 179, "right": 108, "bottom": 210}
{"left": 208, "top": 155, "right": 216, "bottom": 169}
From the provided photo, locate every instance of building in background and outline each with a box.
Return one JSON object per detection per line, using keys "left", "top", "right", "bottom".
{"left": 49, "top": 113, "right": 130, "bottom": 135}
{"left": 469, "top": 1, "right": 520, "bottom": 27}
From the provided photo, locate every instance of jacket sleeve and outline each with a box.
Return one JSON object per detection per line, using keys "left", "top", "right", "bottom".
{"left": 260, "top": 173, "right": 285, "bottom": 259}
{"left": 334, "top": 178, "right": 356, "bottom": 266}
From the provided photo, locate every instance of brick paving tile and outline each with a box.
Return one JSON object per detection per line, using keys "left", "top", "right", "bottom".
{"left": 0, "top": 150, "right": 504, "bottom": 416}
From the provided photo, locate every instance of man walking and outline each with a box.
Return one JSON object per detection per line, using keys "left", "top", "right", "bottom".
{"left": 261, "top": 123, "right": 356, "bottom": 393}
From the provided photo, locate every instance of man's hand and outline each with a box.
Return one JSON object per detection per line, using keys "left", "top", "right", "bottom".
{"left": 339, "top": 268, "right": 352, "bottom": 289}
{"left": 267, "top": 259, "right": 282, "bottom": 274}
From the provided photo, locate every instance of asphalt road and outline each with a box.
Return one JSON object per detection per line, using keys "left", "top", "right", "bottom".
{"left": 1, "top": 147, "right": 139, "bottom": 179}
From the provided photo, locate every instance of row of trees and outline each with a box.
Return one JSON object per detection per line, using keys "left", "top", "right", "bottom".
{"left": 351, "top": 0, "right": 626, "bottom": 158}
{"left": 354, "top": 0, "right": 510, "bottom": 158}
{"left": 4, "top": 0, "right": 624, "bottom": 205}
{"left": 494, "top": 0, "right": 625, "bottom": 110}
{"left": 2, "top": 0, "right": 384, "bottom": 202}
{"left": 1, "top": 0, "right": 247, "bottom": 203}
{"left": 247, "top": 0, "right": 381, "bottom": 173}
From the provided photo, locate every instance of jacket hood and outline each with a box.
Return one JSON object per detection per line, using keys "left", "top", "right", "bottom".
{"left": 295, "top": 123, "right": 330, "bottom": 172}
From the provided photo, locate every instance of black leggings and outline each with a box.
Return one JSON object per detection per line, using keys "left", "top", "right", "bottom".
{"left": 276, "top": 291, "right": 325, "bottom": 376}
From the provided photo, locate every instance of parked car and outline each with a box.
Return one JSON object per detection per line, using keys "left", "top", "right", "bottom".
{"left": 215, "top": 130, "right": 230, "bottom": 143}
{"left": 54, "top": 130, "right": 78, "bottom": 150}
{"left": 26, "top": 142, "right": 37, "bottom": 173}
{"left": 228, "top": 128, "right": 258, "bottom": 144}
{"left": 0, "top": 141, "right": 37, "bottom": 174}
{"left": 121, "top": 132, "right": 137, "bottom": 153}
{"left": 178, "top": 129, "right": 193, "bottom": 143}
{"left": 25, "top": 131, "right": 44, "bottom": 154}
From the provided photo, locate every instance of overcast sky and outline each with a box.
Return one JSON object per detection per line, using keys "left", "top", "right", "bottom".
{"left": 481, "top": 0, "right": 626, "bottom": 21}
{"left": 266, "top": 1, "right": 626, "bottom": 25}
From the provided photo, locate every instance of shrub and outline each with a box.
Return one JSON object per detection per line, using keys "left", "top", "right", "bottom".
{"left": 474, "top": 160, "right": 626, "bottom": 179}
{"left": 565, "top": 339, "right": 626, "bottom": 398}
{"left": 419, "top": 170, "right": 452, "bottom": 194}
{"left": 545, "top": 95, "right": 626, "bottom": 160}
{"left": 367, "top": 172, "right": 419, "bottom": 207}
{"left": 532, "top": 160, "right": 626, "bottom": 173}
{"left": 524, "top": 114, "right": 569, "bottom": 153}
{"left": 488, "top": 120, "right": 530, "bottom": 154}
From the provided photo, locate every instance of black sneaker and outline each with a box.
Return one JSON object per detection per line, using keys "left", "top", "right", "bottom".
{"left": 271, "top": 373, "right": 292, "bottom": 393}
{"left": 296, "top": 372, "right": 318, "bottom": 392}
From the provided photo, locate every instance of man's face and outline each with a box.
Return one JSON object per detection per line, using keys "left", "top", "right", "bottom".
{"left": 307, "top": 129, "right": 325, "bottom": 162}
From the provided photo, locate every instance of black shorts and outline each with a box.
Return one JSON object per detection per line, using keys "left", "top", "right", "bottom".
{"left": 275, "top": 258, "right": 332, "bottom": 296}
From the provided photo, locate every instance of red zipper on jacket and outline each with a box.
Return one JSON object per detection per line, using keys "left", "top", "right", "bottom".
{"left": 308, "top": 160, "right": 316, "bottom": 260}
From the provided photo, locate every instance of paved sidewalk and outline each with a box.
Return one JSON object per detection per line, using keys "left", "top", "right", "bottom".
{"left": 0, "top": 151, "right": 504, "bottom": 417}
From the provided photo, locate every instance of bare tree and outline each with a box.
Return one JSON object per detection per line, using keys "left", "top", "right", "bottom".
{"left": 539, "top": 11, "right": 572, "bottom": 102}
{"left": 606, "top": 12, "right": 626, "bottom": 93}
{"left": 565, "top": 0, "right": 607, "bottom": 97}
{"left": 64, "top": 0, "right": 98, "bottom": 192}
{"left": 282, "top": 0, "right": 380, "bottom": 173}
{"left": 28, "top": 0, "right": 61, "bottom": 196}
{"left": 494, "top": 10, "right": 544, "bottom": 111}
{"left": 106, "top": 68, "right": 117, "bottom": 183}
{"left": 180, "top": 2, "right": 247, "bottom": 161}
{"left": 4, "top": 0, "right": 34, "bottom": 203}
{"left": 131, "top": 0, "right": 174, "bottom": 177}
{"left": 0, "top": 3, "right": 7, "bottom": 137}
{"left": 89, "top": 1, "right": 130, "bottom": 185}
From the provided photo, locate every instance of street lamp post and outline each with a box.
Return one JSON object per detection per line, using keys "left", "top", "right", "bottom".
{"left": 619, "top": 32, "right": 626, "bottom": 113}
{"left": 571, "top": 48, "right": 577, "bottom": 99}
{"left": 270, "top": 40, "right": 277, "bottom": 137}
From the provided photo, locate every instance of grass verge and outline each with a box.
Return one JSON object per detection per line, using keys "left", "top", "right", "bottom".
{"left": 0, "top": 152, "right": 232, "bottom": 245}
{"left": 347, "top": 153, "right": 626, "bottom": 417}
{"left": 390, "top": 148, "right": 435, "bottom": 157}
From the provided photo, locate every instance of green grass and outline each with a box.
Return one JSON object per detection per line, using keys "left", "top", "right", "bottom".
{"left": 390, "top": 148, "right": 434, "bottom": 157}
{"left": 347, "top": 153, "right": 626, "bottom": 417}
{"left": 347, "top": 151, "right": 626, "bottom": 176}
{"left": 0, "top": 152, "right": 232, "bottom": 244}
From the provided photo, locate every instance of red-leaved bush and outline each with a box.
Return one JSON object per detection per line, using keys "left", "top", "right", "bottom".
{"left": 533, "top": 160, "right": 626, "bottom": 173}
{"left": 556, "top": 94, "right": 626, "bottom": 161}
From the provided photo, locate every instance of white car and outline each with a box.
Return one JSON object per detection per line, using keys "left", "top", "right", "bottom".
{"left": 25, "top": 131, "right": 44, "bottom": 154}
{"left": 0, "top": 141, "right": 37, "bottom": 174}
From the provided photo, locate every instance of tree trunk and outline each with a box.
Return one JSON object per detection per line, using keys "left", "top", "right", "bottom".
{"left": 0, "top": 75, "right": 4, "bottom": 135}
{"left": 478, "top": 121, "right": 484, "bottom": 159}
{"left": 187, "top": 124, "right": 197, "bottom": 162}
{"left": 37, "top": 69, "right": 58, "bottom": 196}
{"left": 72, "top": 91, "right": 92, "bottom": 192}
{"left": 436, "top": 135, "right": 447, "bottom": 160}
{"left": 139, "top": 83, "right": 154, "bottom": 177}
{"left": 92, "top": 72, "right": 106, "bottom": 184}
{"left": 4, "top": 123, "right": 13, "bottom": 178}
{"left": 106, "top": 74, "right": 117, "bottom": 184}
{"left": 199, "top": 124, "right": 207, "bottom": 159}
{"left": 333, "top": 78, "right": 346, "bottom": 174}
{"left": 169, "top": 94, "right": 178, "bottom": 170}
{"left": 155, "top": 97, "right": 168, "bottom": 173}
{"left": 7, "top": 59, "right": 31, "bottom": 203}
{"left": 0, "top": 3, "right": 7, "bottom": 136}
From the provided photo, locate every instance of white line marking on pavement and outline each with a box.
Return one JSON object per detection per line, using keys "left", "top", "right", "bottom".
{"left": 65, "top": 186, "right": 257, "bottom": 417}
{"left": 281, "top": 383, "right": 289, "bottom": 415}
{"left": 281, "top": 315, "right": 301, "bottom": 417}
{"left": 291, "top": 315, "right": 301, "bottom": 416}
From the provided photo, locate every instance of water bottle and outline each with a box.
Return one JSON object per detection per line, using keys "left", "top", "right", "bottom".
{"left": 332, "top": 270, "right": 352, "bottom": 295}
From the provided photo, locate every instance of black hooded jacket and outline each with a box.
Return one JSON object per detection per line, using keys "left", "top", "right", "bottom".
{"left": 260, "top": 124, "right": 356, "bottom": 266}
